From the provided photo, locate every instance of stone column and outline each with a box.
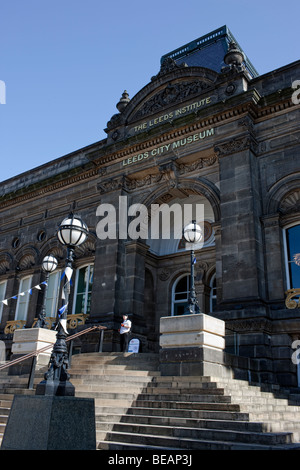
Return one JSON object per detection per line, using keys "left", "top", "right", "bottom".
{"left": 262, "top": 214, "right": 286, "bottom": 301}
{"left": 215, "top": 134, "right": 266, "bottom": 305}
{"left": 89, "top": 182, "right": 127, "bottom": 331}
{"left": 123, "top": 240, "right": 149, "bottom": 317}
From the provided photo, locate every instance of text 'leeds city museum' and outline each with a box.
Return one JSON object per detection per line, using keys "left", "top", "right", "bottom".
{"left": 0, "top": 26, "right": 300, "bottom": 388}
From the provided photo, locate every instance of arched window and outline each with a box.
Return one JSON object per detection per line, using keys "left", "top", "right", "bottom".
{"left": 171, "top": 274, "right": 191, "bottom": 316}
{"left": 45, "top": 270, "right": 61, "bottom": 317}
{"left": 284, "top": 223, "right": 300, "bottom": 289}
{"left": 0, "top": 281, "right": 7, "bottom": 323}
{"left": 209, "top": 273, "right": 217, "bottom": 312}
{"left": 72, "top": 264, "right": 94, "bottom": 315}
{"left": 15, "top": 276, "right": 32, "bottom": 321}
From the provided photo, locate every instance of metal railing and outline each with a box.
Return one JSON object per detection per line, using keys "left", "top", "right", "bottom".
{"left": 0, "top": 324, "right": 107, "bottom": 390}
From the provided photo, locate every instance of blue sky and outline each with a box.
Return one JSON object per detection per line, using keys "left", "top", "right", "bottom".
{"left": 0, "top": 0, "right": 299, "bottom": 183}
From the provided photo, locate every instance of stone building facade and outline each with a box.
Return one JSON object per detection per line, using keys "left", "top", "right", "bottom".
{"left": 0, "top": 26, "right": 300, "bottom": 387}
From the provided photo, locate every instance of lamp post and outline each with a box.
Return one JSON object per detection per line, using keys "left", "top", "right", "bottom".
{"left": 183, "top": 220, "right": 203, "bottom": 314}
{"left": 35, "top": 255, "right": 58, "bottom": 328}
{"left": 36, "top": 213, "right": 89, "bottom": 397}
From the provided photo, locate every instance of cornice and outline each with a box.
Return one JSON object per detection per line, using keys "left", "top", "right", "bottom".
{"left": 0, "top": 167, "right": 99, "bottom": 210}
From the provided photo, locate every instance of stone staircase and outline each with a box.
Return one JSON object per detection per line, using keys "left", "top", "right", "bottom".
{"left": 2, "top": 352, "right": 300, "bottom": 449}
{"left": 69, "top": 353, "right": 300, "bottom": 450}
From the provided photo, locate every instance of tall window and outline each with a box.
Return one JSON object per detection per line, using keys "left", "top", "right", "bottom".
{"left": 15, "top": 276, "right": 32, "bottom": 321}
{"left": 72, "top": 265, "right": 94, "bottom": 315}
{"left": 45, "top": 270, "right": 61, "bottom": 317}
{"left": 0, "top": 281, "right": 7, "bottom": 323}
{"left": 172, "top": 274, "right": 190, "bottom": 316}
{"left": 284, "top": 224, "right": 300, "bottom": 289}
{"left": 210, "top": 274, "right": 217, "bottom": 312}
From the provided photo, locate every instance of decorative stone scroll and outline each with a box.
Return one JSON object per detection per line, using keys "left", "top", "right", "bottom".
{"left": 97, "top": 155, "right": 218, "bottom": 194}
{"left": 285, "top": 288, "right": 300, "bottom": 309}
{"left": 4, "top": 314, "right": 90, "bottom": 335}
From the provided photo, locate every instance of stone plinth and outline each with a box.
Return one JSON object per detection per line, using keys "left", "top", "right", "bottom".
{"left": 10, "top": 328, "right": 57, "bottom": 375}
{"left": 159, "top": 313, "right": 228, "bottom": 377}
{"left": 12, "top": 328, "right": 57, "bottom": 364}
{"left": 1, "top": 395, "right": 96, "bottom": 450}
{"left": 160, "top": 313, "right": 225, "bottom": 350}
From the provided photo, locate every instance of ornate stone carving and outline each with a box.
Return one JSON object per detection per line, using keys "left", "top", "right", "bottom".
{"left": 226, "top": 318, "right": 272, "bottom": 333}
{"left": 0, "top": 253, "right": 12, "bottom": 274}
{"left": 132, "top": 80, "right": 213, "bottom": 121}
{"left": 279, "top": 190, "right": 300, "bottom": 214}
{"left": 98, "top": 167, "right": 107, "bottom": 177}
{"left": 18, "top": 253, "right": 36, "bottom": 271}
{"left": 214, "top": 135, "right": 258, "bottom": 156}
{"left": 285, "top": 288, "right": 300, "bottom": 309}
{"left": 177, "top": 155, "right": 218, "bottom": 174}
{"left": 151, "top": 57, "right": 188, "bottom": 80}
{"left": 158, "top": 268, "right": 171, "bottom": 281}
{"left": 97, "top": 177, "right": 124, "bottom": 194}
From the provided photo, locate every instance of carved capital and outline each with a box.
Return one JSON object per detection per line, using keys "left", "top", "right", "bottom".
{"left": 214, "top": 135, "right": 258, "bottom": 157}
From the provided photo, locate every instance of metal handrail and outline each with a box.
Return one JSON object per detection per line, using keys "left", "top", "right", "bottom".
{"left": 0, "top": 325, "right": 107, "bottom": 372}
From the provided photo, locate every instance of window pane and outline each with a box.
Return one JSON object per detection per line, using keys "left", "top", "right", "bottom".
{"left": 75, "top": 293, "right": 85, "bottom": 314}
{"left": 15, "top": 277, "right": 31, "bottom": 321}
{"left": 45, "top": 271, "right": 60, "bottom": 317}
{"left": 287, "top": 225, "right": 300, "bottom": 289}
{"left": 174, "top": 302, "right": 188, "bottom": 316}
{"left": 175, "top": 276, "right": 189, "bottom": 293}
{"left": 173, "top": 275, "right": 191, "bottom": 315}
{"left": 0, "top": 282, "right": 7, "bottom": 322}
{"left": 74, "top": 265, "right": 94, "bottom": 315}
{"left": 175, "top": 292, "right": 188, "bottom": 300}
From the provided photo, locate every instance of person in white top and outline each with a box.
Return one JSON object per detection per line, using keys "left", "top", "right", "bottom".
{"left": 119, "top": 314, "right": 132, "bottom": 352}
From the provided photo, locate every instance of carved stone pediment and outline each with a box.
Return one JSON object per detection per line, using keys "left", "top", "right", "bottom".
{"left": 131, "top": 79, "right": 214, "bottom": 122}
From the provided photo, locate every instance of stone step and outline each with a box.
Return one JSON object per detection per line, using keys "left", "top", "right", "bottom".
{"left": 94, "top": 405, "right": 250, "bottom": 421}
{"left": 0, "top": 388, "right": 35, "bottom": 396}
{"left": 151, "top": 377, "right": 291, "bottom": 398}
{"left": 96, "top": 420, "right": 295, "bottom": 445}
{"left": 151, "top": 381, "right": 285, "bottom": 395}
{"left": 71, "top": 352, "right": 159, "bottom": 363}
{"left": 131, "top": 399, "right": 242, "bottom": 412}
{"left": 78, "top": 394, "right": 135, "bottom": 407}
{"left": 95, "top": 413, "right": 264, "bottom": 432}
{"left": 70, "top": 374, "right": 153, "bottom": 385}
{"left": 69, "top": 367, "right": 160, "bottom": 377}
{"left": 142, "top": 386, "right": 227, "bottom": 395}
{"left": 70, "top": 380, "right": 152, "bottom": 391}
{"left": 98, "top": 439, "right": 182, "bottom": 451}
{"left": 97, "top": 430, "right": 300, "bottom": 450}
{"left": 95, "top": 411, "right": 300, "bottom": 435}
{"left": 74, "top": 389, "right": 139, "bottom": 400}
{"left": 0, "top": 393, "right": 14, "bottom": 402}
{"left": 136, "top": 393, "right": 232, "bottom": 403}
{"left": 70, "top": 362, "right": 157, "bottom": 372}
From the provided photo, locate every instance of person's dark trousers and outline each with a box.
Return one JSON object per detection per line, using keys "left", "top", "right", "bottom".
{"left": 120, "top": 333, "right": 130, "bottom": 352}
